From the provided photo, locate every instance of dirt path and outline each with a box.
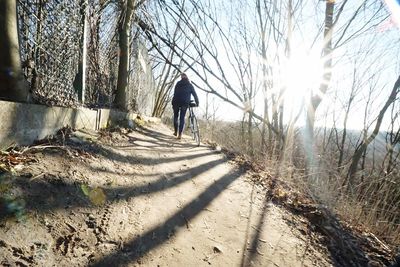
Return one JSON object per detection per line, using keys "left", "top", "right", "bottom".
{"left": 0, "top": 122, "right": 331, "bottom": 266}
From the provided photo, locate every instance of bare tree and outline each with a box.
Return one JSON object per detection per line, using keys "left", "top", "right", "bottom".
{"left": 382, "top": 104, "right": 400, "bottom": 175}
{"left": 347, "top": 75, "right": 400, "bottom": 186}
{"left": 304, "top": 0, "right": 336, "bottom": 174}
{"left": 114, "top": 0, "right": 146, "bottom": 110}
{"left": 114, "top": 0, "right": 136, "bottom": 110}
{"left": 149, "top": 0, "right": 194, "bottom": 117}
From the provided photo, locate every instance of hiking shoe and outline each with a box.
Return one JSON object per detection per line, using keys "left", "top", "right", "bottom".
{"left": 173, "top": 131, "right": 177, "bottom": 136}
{"left": 178, "top": 133, "right": 182, "bottom": 139}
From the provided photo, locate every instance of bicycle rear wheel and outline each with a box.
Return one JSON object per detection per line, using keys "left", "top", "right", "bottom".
{"left": 191, "top": 115, "right": 200, "bottom": 146}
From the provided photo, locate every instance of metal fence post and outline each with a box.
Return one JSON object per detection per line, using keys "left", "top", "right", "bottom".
{"left": 78, "top": 0, "right": 88, "bottom": 104}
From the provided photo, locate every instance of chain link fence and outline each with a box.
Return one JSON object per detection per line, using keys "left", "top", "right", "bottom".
{"left": 17, "top": 0, "right": 82, "bottom": 106}
{"left": 15, "top": 0, "right": 154, "bottom": 111}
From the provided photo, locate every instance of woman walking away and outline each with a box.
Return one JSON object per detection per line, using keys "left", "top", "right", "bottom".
{"left": 172, "top": 73, "right": 199, "bottom": 139}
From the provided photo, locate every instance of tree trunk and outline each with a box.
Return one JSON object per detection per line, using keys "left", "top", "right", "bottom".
{"left": 305, "top": 0, "right": 335, "bottom": 174}
{"left": 248, "top": 112, "right": 254, "bottom": 157}
{"left": 384, "top": 107, "right": 400, "bottom": 174}
{"left": 260, "top": 102, "right": 268, "bottom": 154}
{"left": 256, "top": 0, "right": 272, "bottom": 155}
{"left": 305, "top": 100, "right": 316, "bottom": 173}
{"left": 338, "top": 75, "right": 356, "bottom": 170}
{"left": 114, "top": 0, "right": 136, "bottom": 110}
{"left": 278, "top": 102, "right": 284, "bottom": 150}
{"left": 347, "top": 75, "right": 400, "bottom": 186}
{"left": 0, "top": 0, "right": 29, "bottom": 102}
{"left": 241, "top": 112, "right": 246, "bottom": 148}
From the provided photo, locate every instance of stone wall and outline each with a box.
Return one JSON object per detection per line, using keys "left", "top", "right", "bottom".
{"left": 0, "top": 100, "right": 159, "bottom": 148}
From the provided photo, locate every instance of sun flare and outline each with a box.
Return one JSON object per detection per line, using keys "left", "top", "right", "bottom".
{"left": 283, "top": 50, "right": 324, "bottom": 103}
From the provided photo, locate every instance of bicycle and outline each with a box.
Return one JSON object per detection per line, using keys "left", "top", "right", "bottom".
{"left": 188, "top": 101, "right": 200, "bottom": 146}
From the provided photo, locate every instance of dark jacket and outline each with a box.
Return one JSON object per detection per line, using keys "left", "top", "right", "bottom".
{"left": 172, "top": 78, "right": 199, "bottom": 107}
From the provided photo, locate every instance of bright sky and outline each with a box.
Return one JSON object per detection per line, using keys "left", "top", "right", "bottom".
{"left": 183, "top": 0, "right": 400, "bottom": 132}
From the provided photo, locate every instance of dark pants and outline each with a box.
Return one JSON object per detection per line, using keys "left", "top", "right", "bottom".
{"left": 173, "top": 105, "right": 188, "bottom": 134}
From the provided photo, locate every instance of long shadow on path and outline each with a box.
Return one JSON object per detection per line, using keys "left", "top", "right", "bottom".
{"left": 91, "top": 168, "right": 244, "bottom": 267}
{"left": 72, "top": 127, "right": 211, "bottom": 167}
{"left": 241, "top": 192, "right": 270, "bottom": 267}
{"left": 13, "top": 157, "right": 227, "bottom": 214}
{"left": 2, "top": 124, "right": 225, "bottom": 221}
{"left": 92, "top": 145, "right": 217, "bottom": 166}
{"left": 124, "top": 126, "right": 198, "bottom": 150}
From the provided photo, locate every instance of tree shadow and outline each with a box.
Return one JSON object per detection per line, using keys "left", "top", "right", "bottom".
{"left": 133, "top": 125, "right": 201, "bottom": 148}
{"left": 124, "top": 135, "right": 195, "bottom": 150}
{"left": 136, "top": 126, "right": 175, "bottom": 142}
{"left": 240, "top": 178, "right": 379, "bottom": 267}
{"left": 389, "top": 255, "right": 400, "bottom": 267}
{"left": 241, "top": 192, "right": 270, "bottom": 267}
{"left": 0, "top": 100, "right": 63, "bottom": 219}
{"left": 0, "top": 123, "right": 246, "bottom": 266}
{"left": 271, "top": 198, "right": 376, "bottom": 266}
{"left": 91, "top": 168, "right": 243, "bottom": 267}
{"left": 123, "top": 136, "right": 202, "bottom": 149}
{"left": 68, "top": 130, "right": 210, "bottom": 167}
{"left": 93, "top": 145, "right": 217, "bottom": 166}
{"left": 1, "top": 123, "right": 223, "bottom": 221}
{"left": 11, "top": 157, "right": 227, "bottom": 214}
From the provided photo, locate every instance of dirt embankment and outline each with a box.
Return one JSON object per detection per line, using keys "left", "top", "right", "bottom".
{"left": 0, "top": 122, "right": 396, "bottom": 266}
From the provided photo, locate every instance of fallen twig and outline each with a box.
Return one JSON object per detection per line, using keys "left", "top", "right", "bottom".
{"left": 256, "top": 248, "right": 264, "bottom": 256}
{"left": 181, "top": 214, "right": 190, "bottom": 229}
{"left": 246, "top": 247, "right": 264, "bottom": 256}
{"left": 30, "top": 173, "right": 45, "bottom": 181}
{"left": 251, "top": 225, "right": 262, "bottom": 233}
{"left": 368, "top": 232, "right": 391, "bottom": 252}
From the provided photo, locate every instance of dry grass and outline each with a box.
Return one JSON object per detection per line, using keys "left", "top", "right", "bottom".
{"left": 196, "top": 119, "right": 400, "bottom": 250}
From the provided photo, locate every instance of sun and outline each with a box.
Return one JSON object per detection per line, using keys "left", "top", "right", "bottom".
{"left": 283, "top": 48, "right": 324, "bottom": 109}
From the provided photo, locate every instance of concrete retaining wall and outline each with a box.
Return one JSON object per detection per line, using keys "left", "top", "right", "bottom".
{"left": 0, "top": 100, "right": 160, "bottom": 148}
